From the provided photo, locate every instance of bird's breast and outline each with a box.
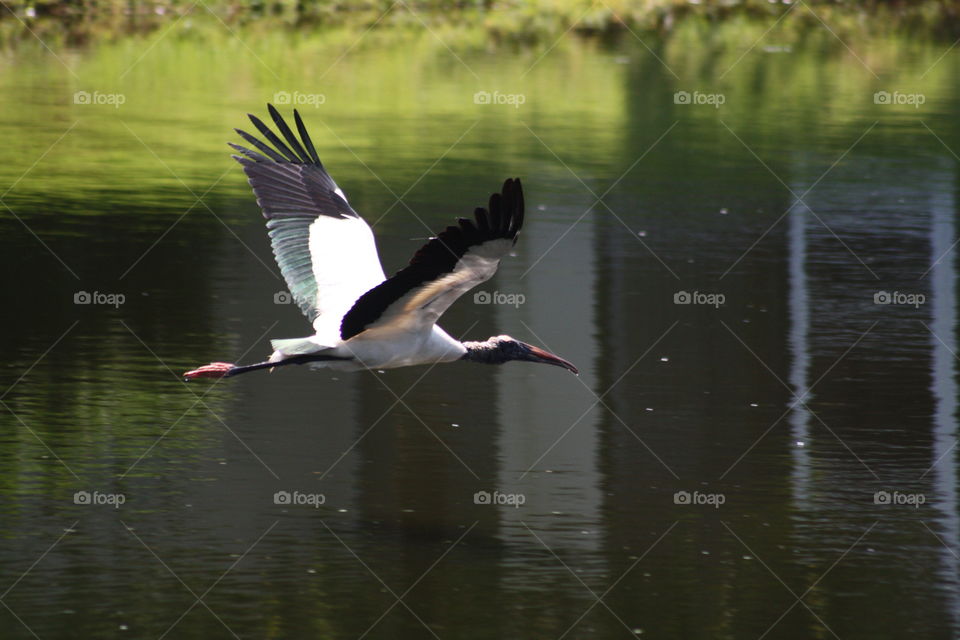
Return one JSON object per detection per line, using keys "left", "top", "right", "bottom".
{"left": 337, "top": 324, "right": 466, "bottom": 370}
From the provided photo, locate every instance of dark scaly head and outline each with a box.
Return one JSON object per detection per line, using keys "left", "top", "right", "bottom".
{"left": 461, "top": 335, "right": 578, "bottom": 374}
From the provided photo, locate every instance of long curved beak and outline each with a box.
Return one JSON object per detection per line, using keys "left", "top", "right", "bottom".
{"left": 525, "top": 345, "right": 579, "bottom": 375}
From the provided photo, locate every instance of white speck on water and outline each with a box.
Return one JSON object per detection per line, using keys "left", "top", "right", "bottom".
{"left": 377, "top": 370, "right": 386, "bottom": 374}
{"left": 660, "top": 357, "right": 669, "bottom": 362}
{"left": 537, "top": 204, "right": 547, "bottom": 211}
{"left": 701, "top": 550, "right": 710, "bottom": 555}
{"left": 645, "top": 407, "right": 653, "bottom": 412}
{"left": 451, "top": 423, "right": 460, "bottom": 428}
{"left": 719, "top": 208, "right": 728, "bottom": 215}
{"left": 119, "top": 625, "right": 129, "bottom": 631}
{"left": 796, "top": 441, "right": 805, "bottom": 447}
{"left": 637, "top": 230, "right": 647, "bottom": 237}
{"left": 307, "top": 568, "right": 317, "bottom": 574}
{"left": 750, "top": 403, "right": 758, "bottom": 407}
{"left": 742, "top": 555, "right": 753, "bottom": 560}
{"left": 337, "top": 508, "right": 348, "bottom": 513}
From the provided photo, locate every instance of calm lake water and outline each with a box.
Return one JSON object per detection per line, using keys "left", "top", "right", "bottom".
{"left": 1, "top": 17, "right": 960, "bottom": 639}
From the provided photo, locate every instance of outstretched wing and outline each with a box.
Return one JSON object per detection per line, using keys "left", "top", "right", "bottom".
{"left": 339, "top": 178, "right": 524, "bottom": 340}
{"left": 231, "top": 104, "right": 386, "bottom": 343}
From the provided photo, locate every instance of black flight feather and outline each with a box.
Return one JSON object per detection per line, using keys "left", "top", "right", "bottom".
{"left": 231, "top": 105, "right": 356, "bottom": 221}
{"left": 339, "top": 178, "right": 524, "bottom": 341}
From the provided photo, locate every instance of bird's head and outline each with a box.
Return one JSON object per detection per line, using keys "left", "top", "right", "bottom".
{"left": 463, "top": 335, "right": 579, "bottom": 374}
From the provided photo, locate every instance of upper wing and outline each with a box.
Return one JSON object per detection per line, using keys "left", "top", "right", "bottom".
{"left": 230, "top": 105, "right": 386, "bottom": 342}
{"left": 339, "top": 178, "right": 524, "bottom": 340}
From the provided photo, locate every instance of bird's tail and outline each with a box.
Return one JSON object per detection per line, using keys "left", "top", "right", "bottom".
{"left": 269, "top": 337, "right": 333, "bottom": 363}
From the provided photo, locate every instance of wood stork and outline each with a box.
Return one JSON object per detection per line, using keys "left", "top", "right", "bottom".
{"left": 183, "top": 105, "right": 577, "bottom": 380}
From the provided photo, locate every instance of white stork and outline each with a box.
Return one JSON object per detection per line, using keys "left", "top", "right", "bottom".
{"left": 183, "top": 105, "right": 577, "bottom": 380}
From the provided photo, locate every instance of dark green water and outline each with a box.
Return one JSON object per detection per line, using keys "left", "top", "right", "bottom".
{"left": 2, "top": 18, "right": 960, "bottom": 639}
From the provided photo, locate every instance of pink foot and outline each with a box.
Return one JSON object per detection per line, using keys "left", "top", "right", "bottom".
{"left": 183, "top": 362, "right": 236, "bottom": 380}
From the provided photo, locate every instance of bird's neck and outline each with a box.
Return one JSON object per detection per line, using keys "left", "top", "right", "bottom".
{"left": 461, "top": 340, "right": 506, "bottom": 365}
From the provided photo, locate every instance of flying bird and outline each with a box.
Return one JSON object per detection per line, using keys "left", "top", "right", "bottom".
{"left": 184, "top": 105, "right": 577, "bottom": 380}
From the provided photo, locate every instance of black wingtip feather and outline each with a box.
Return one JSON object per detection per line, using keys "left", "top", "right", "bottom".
{"left": 294, "top": 109, "right": 322, "bottom": 165}
{"left": 231, "top": 106, "right": 358, "bottom": 222}
{"left": 268, "top": 103, "right": 311, "bottom": 163}
{"left": 235, "top": 105, "right": 326, "bottom": 168}
{"left": 248, "top": 113, "right": 299, "bottom": 163}
{"left": 235, "top": 128, "right": 288, "bottom": 163}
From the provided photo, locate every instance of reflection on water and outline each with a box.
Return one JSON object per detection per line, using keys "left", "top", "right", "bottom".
{"left": 927, "top": 167, "right": 959, "bottom": 630}
{"left": 1, "top": 20, "right": 960, "bottom": 639}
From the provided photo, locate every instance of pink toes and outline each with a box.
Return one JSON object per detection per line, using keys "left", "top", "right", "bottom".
{"left": 183, "top": 362, "right": 236, "bottom": 379}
